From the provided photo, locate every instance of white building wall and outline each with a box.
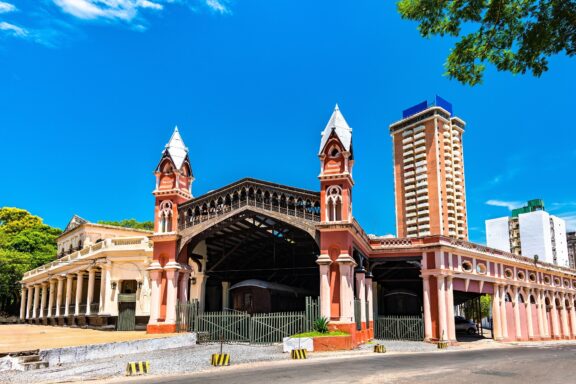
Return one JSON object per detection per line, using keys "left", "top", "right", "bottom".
{"left": 519, "top": 211, "right": 554, "bottom": 263}
{"left": 551, "top": 216, "right": 569, "bottom": 267}
{"left": 486, "top": 217, "right": 511, "bottom": 252}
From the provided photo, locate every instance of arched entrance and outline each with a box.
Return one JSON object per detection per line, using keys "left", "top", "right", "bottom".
{"left": 181, "top": 211, "right": 320, "bottom": 313}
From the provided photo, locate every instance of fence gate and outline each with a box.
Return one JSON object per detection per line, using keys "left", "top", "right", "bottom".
{"left": 374, "top": 316, "right": 423, "bottom": 341}
{"left": 176, "top": 297, "right": 319, "bottom": 344}
{"left": 117, "top": 294, "right": 136, "bottom": 331}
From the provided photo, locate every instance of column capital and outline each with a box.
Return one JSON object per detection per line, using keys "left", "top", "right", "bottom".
{"left": 147, "top": 261, "right": 163, "bottom": 271}
{"left": 316, "top": 254, "right": 332, "bottom": 266}
{"left": 41, "top": 281, "right": 49, "bottom": 287}
{"left": 76, "top": 270, "right": 86, "bottom": 277}
{"left": 336, "top": 252, "right": 356, "bottom": 266}
{"left": 164, "top": 261, "right": 182, "bottom": 271}
{"left": 66, "top": 274, "right": 74, "bottom": 281}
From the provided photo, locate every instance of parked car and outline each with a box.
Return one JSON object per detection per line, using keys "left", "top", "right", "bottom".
{"left": 455, "top": 316, "right": 477, "bottom": 335}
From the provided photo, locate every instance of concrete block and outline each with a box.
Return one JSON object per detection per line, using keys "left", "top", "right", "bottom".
{"left": 40, "top": 332, "right": 197, "bottom": 366}
{"left": 282, "top": 337, "right": 313, "bottom": 352}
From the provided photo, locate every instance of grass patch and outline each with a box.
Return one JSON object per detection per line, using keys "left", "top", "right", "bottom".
{"left": 291, "top": 330, "right": 349, "bottom": 338}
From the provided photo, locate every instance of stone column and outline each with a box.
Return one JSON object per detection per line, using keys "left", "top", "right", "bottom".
{"left": 437, "top": 276, "right": 448, "bottom": 341}
{"left": 569, "top": 295, "right": 576, "bottom": 337}
{"left": 47, "top": 280, "right": 55, "bottom": 318}
{"left": 337, "top": 253, "right": 356, "bottom": 323}
{"left": 64, "top": 274, "right": 74, "bottom": 316}
{"left": 492, "top": 283, "right": 502, "bottom": 340}
{"left": 446, "top": 276, "right": 456, "bottom": 341}
{"left": 19, "top": 286, "right": 27, "bottom": 320}
{"left": 164, "top": 263, "right": 181, "bottom": 324}
{"left": 178, "top": 270, "right": 190, "bottom": 303}
{"left": 40, "top": 283, "right": 48, "bottom": 319}
{"left": 422, "top": 276, "right": 433, "bottom": 341}
{"left": 221, "top": 281, "right": 230, "bottom": 310}
{"left": 32, "top": 284, "right": 40, "bottom": 319}
{"left": 86, "top": 268, "right": 96, "bottom": 316}
{"left": 26, "top": 286, "right": 33, "bottom": 319}
{"left": 99, "top": 263, "right": 112, "bottom": 315}
{"left": 355, "top": 269, "right": 366, "bottom": 324}
{"left": 560, "top": 295, "right": 570, "bottom": 338}
{"left": 526, "top": 292, "right": 534, "bottom": 339}
{"left": 536, "top": 289, "right": 545, "bottom": 338}
{"left": 365, "top": 274, "right": 374, "bottom": 323}
{"left": 55, "top": 276, "right": 64, "bottom": 317}
{"left": 316, "top": 254, "right": 332, "bottom": 320}
{"left": 148, "top": 264, "right": 163, "bottom": 325}
{"left": 513, "top": 286, "right": 522, "bottom": 340}
{"left": 551, "top": 296, "right": 560, "bottom": 338}
{"left": 190, "top": 272, "right": 208, "bottom": 313}
{"left": 499, "top": 286, "right": 508, "bottom": 339}
{"left": 75, "top": 271, "right": 85, "bottom": 316}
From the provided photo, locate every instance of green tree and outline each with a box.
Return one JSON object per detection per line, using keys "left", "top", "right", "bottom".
{"left": 397, "top": 0, "right": 576, "bottom": 85}
{"left": 0, "top": 208, "right": 61, "bottom": 315}
{"left": 97, "top": 218, "right": 154, "bottom": 231}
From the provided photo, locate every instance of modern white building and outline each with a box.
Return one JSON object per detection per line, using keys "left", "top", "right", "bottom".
{"left": 486, "top": 199, "right": 570, "bottom": 267}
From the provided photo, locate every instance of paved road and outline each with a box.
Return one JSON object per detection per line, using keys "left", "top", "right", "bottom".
{"left": 137, "top": 344, "right": 576, "bottom": 384}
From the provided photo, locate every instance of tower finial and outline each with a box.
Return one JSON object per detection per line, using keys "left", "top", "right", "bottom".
{"left": 334, "top": 103, "right": 339, "bottom": 111}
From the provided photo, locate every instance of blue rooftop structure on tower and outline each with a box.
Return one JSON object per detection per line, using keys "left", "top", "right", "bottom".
{"left": 401, "top": 96, "right": 453, "bottom": 119}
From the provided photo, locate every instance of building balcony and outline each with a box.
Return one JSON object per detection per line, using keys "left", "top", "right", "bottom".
{"left": 414, "top": 125, "right": 425, "bottom": 133}
{"left": 445, "top": 159, "right": 452, "bottom": 166}
{"left": 404, "top": 170, "right": 415, "bottom": 177}
{"left": 406, "top": 211, "right": 417, "bottom": 218}
{"left": 405, "top": 191, "right": 416, "bottom": 198}
{"left": 414, "top": 131, "right": 426, "bottom": 140}
{"left": 416, "top": 173, "right": 427, "bottom": 181}
{"left": 415, "top": 160, "right": 427, "bottom": 167}
{"left": 417, "top": 209, "right": 430, "bottom": 216}
{"left": 416, "top": 189, "right": 428, "bottom": 196}
{"left": 405, "top": 177, "right": 415, "bottom": 184}
{"left": 405, "top": 198, "right": 416, "bottom": 205}
{"left": 403, "top": 156, "right": 414, "bottom": 164}
{"left": 414, "top": 145, "right": 426, "bottom": 154}
{"left": 402, "top": 143, "right": 414, "bottom": 151}
{"left": 443, "top": 131, "right": 451, "bottom": 138}
{"left": 407, "top": 219, "right": 417, "bottom": 225}
{"left": 415, "top": 153, "right": 426, "bottom": 161}
{"left": 414, "top": 139, "right": 426, "bottom": 147}
{"left": 402, "top": 136, "right": 413, "bottom": 144}
{"left": 415, "top": 166, "right": 427, "bottom": 174}
{"left": 403, "top": 150, "right": 414, "bottom": 157}
{"left": 402, "top": 129, "right": 413, "bottom": 137}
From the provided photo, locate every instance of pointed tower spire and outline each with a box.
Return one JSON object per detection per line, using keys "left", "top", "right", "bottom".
{"left": 319, "top": 104, "right": 353, "bottom": 156}
{"left": 164, "top": 126, "right": 189, "bottom": 171}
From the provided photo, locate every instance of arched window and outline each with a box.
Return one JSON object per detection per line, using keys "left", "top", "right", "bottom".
{"left": 159, "top": 200, "right": 173, "bottom": 233}
{"left": 326, "top": 185, "right": 343, "bottom": 222}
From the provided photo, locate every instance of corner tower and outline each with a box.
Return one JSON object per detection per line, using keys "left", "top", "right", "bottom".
{"left": 317, "top": 105, "right": 358, "bottom": 329}
{"left": 148, "top": 127, "right": 193, "bottom": 333}
{"left": 318, "top": 104, "right": 354, "bottom": 223}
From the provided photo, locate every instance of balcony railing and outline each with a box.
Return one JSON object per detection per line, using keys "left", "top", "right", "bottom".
{"left": 178, "top": 198, "right": 320, "bottom": 231}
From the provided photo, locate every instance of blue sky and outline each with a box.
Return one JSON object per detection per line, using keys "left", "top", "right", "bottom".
{"left": 1, "top": 0, "right": 575, "bottom": 244}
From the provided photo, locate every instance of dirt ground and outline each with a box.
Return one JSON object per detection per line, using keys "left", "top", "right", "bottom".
{"left": 0, "top": 324, "right": 175, "bottom": 353}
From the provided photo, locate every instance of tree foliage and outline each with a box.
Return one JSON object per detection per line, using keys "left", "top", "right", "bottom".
{"left": 97, "top": 218, "right": 154, "bottom": 231}
{"left": 397, "top": 0, "right": 576, "bottom": 85}
{"left": 0, "top": 208, "right": 61, "bottom": 315}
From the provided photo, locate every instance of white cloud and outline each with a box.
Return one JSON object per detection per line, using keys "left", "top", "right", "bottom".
{"left": 485, "top": 200, "right": 523, "bottom": 210}
{"left": 558, "top": 214, "right": 576, "bottom": 232}
{"left": 205, "top": 0, "right": 229, "bottom": 14}
{"left": 53, "top": 0, "right": 139, "bottom": 21}
{"left": 0, "top": 1, "right": 16, "bottom": 13}
{"left": 0, "top": 21, "right": 28, "bottom": 37}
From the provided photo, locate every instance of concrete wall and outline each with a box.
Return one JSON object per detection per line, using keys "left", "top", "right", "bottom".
{"left": 551, "top": 216, "right": 569, "bottom": 267}
{"left": 519, "top": 211, "right": 553, "bottom": 263}
{"left": 486, "top": 217, "right": 511, "bottom": 252}
{"left": 40, "top": 333, "right": 196, "bottom": 366}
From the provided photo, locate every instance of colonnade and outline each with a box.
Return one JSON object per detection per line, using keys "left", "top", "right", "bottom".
{"left": 491, "top": 284, "right": 576, "bottom": 341}
{"left": 316, "top": 252, "right": 373, "bottom": 329}
{"left": 20, "top": 265, "right": 108, "bottom": 322}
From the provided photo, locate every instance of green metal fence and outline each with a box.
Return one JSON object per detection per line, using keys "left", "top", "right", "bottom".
{"left": 176, "top": 297, "right": 320, "bottom": 344}
{"left": 374, "top": 316, "right": 424, "bottom": 341}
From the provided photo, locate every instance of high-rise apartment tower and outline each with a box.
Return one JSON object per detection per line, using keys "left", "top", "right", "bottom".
{"left": 390, "top": 97, "right": 468, "bottom": 239}
{"left": 486, "top": 199, "right": 570, "bottom": 266}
